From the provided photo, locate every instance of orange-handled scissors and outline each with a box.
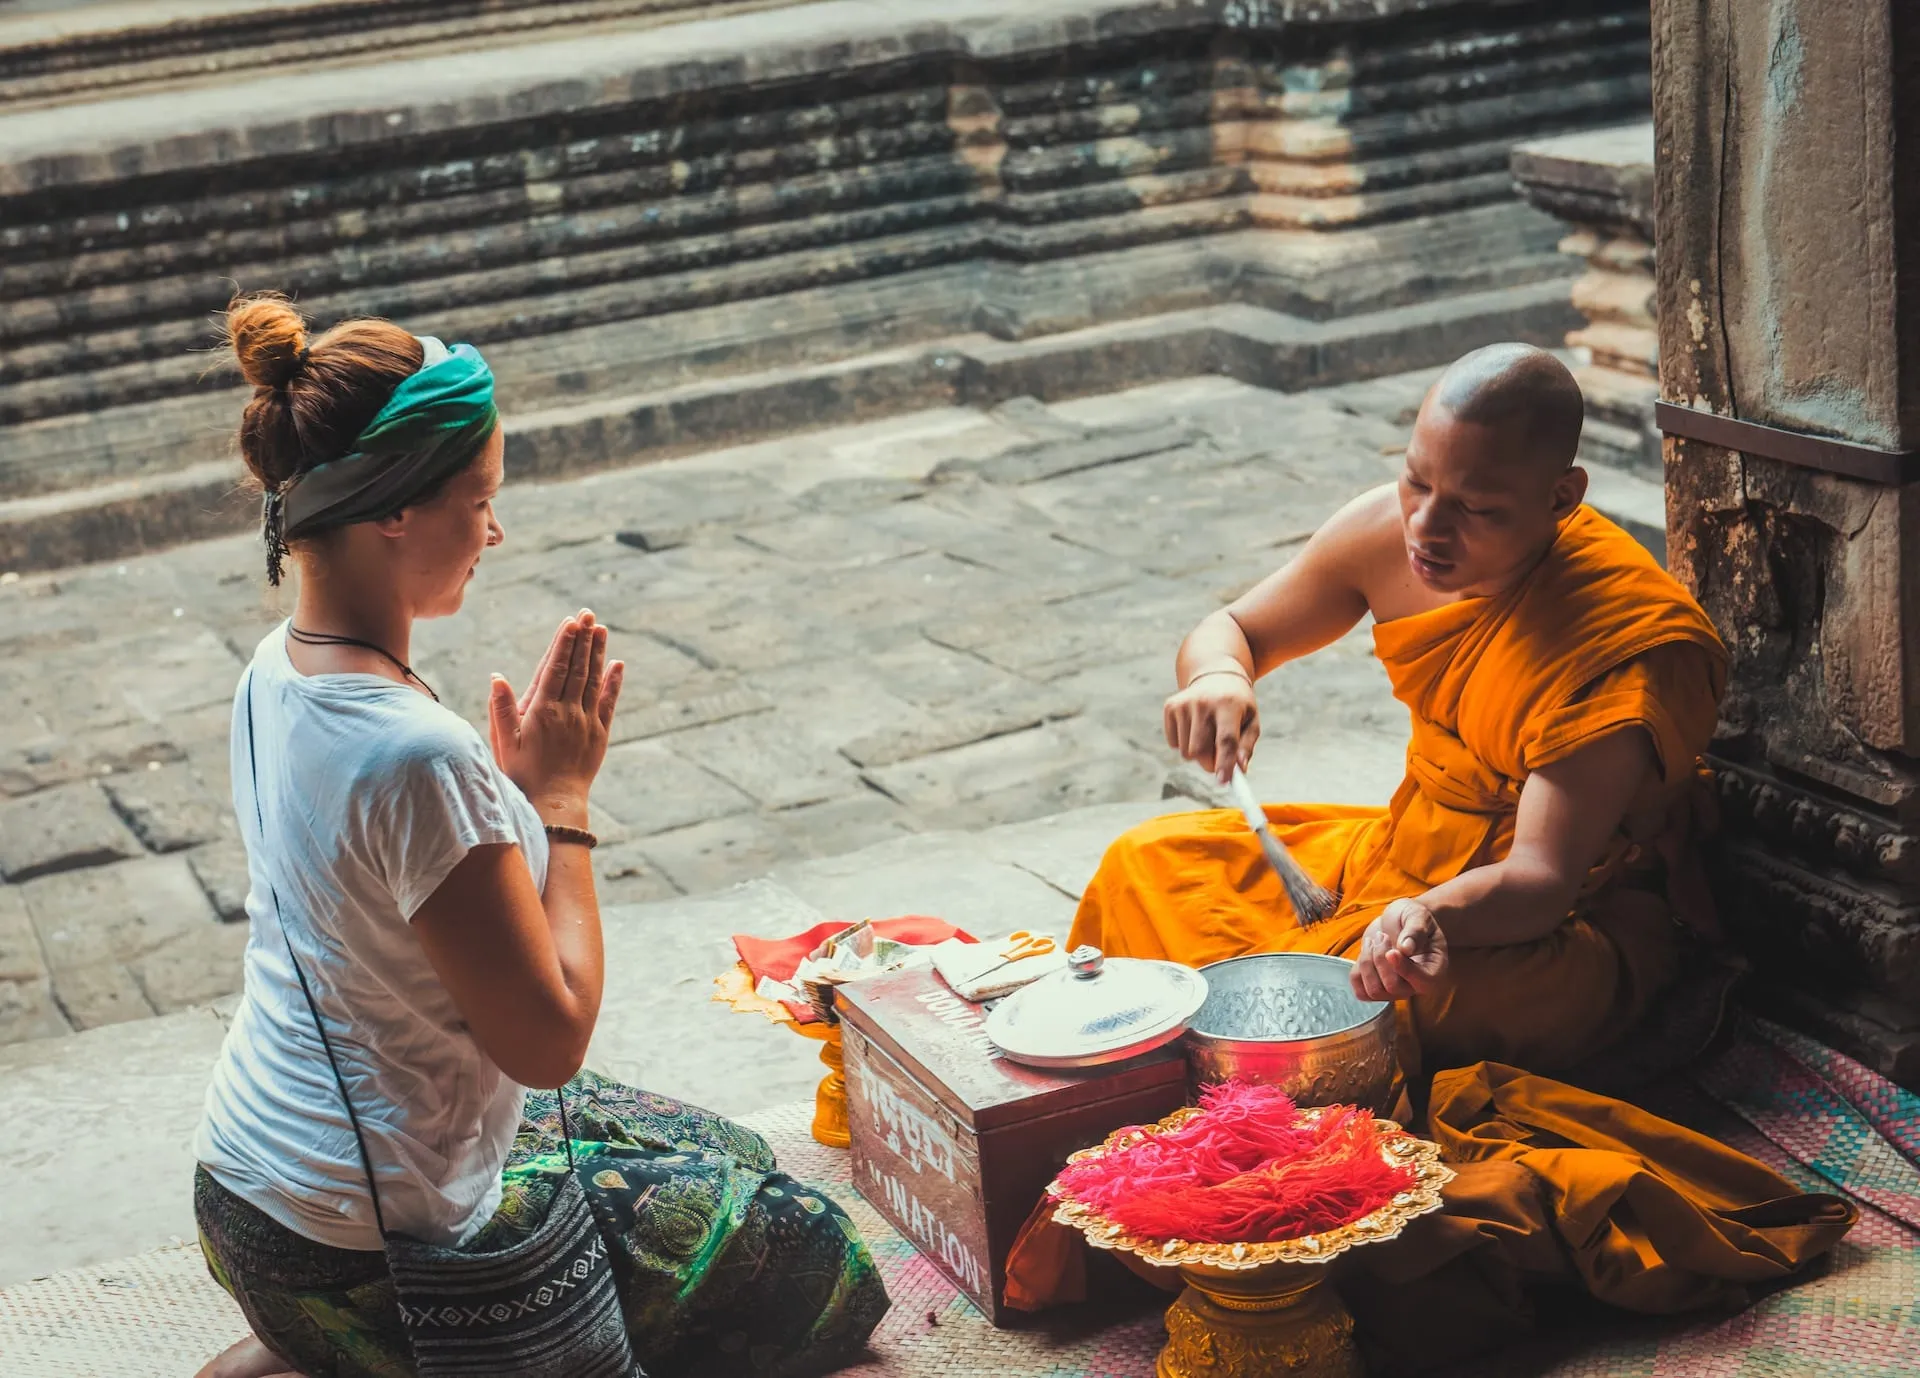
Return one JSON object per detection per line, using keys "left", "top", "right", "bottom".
{"left": 973, "top": 931, "right": 1056, "bottom": 984}
{"left": 999, "top": 931, "right": 1055, "bottom": 962}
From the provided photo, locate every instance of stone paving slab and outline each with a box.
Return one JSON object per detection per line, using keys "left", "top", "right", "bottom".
{"left": 768, "top": 831, "right": 1076, "bottom": 938}
{"left": 630, "top": 789, "right": 922, "bottom": 895}
{"left": 21, "top": 853, "right": 222, "bottom": 1029}
{"left": 863, "top": 716, "right": 1167, "bottom": 829}
{"left": 591, "top": 738, "right": 757, "bottom": 836}
{"left": 0, "top": 779, "right": 142, "bottom": 882}
{"left": 0, "top": 369, "right": 1475, "bottom": 1044}
{"left": 0, "top": 885, "right": 66, "bottom": 1043}
{"left": 1167, "top": 723, "right": 1414, "bottom": 815}
{"left": 0, "top": 1003, "right": 231, "bottom": 1287}
{"left": 183, "top": 840, "right": 249, "bottom": 923}
{"left": 672, "top": 711, "right": 868, "bottom": 811}
{"left": 98, "top": 761, "right": 235, "bottom": 854}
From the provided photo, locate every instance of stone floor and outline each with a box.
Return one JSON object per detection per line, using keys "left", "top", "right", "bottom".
{"left": 0, "top": 368, "right": 1457, "bottom": 1046}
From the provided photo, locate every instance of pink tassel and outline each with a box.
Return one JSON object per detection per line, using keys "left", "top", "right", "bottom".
{"left": 1056, "top": 1081, "right": 1414, "bottom": 1243}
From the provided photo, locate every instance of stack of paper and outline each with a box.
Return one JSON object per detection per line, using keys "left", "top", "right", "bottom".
{"left": 753, "top": 928, "right": 931, "bottom": 1005}
{"left": 929, "top": 936, "right": 1068, "bottom": 1002}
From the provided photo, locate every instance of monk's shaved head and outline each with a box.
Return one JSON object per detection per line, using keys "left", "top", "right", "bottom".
{"left": 1398, "top": 343, "right": 1591, "bottom": 596}
{"left": 1431, "top": 343, "right": 1584, "bottom": 473}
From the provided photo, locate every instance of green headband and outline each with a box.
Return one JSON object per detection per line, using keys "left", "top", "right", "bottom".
{"left": 273, "top": 336, "right": 498, "bottom": 548}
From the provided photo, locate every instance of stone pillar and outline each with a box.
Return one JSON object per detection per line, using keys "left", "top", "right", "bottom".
{"left": 1511, "top": 124, "right": 1660, "bottom": 479}
{"left": 1654, "top": 0, "right": 1920, "bottom": 1083}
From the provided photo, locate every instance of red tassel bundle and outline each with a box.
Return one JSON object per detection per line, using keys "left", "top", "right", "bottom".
{"left": 1055, "top": 1081, "right": 1414, "bottom": 1243}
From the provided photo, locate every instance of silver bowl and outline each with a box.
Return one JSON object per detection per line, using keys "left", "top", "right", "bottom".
{"left": 1184, "top": 953, "right": 1397, "bottom": 1114}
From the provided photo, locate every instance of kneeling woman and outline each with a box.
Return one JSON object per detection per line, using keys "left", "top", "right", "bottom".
{"left": 193, "top": 295, "right": 888, "bottom": 1378}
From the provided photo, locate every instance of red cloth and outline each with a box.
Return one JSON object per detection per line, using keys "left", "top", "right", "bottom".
{"left": 732, "top": 917, "right": 976, "bottom": 983}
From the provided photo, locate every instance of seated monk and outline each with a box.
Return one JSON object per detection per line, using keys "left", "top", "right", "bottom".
{"left": 1079, "top": 341, "right": 1722, "bottom": 1079}
{"left": 1005, "top": 345, "right": 1856, "bottom": 1363}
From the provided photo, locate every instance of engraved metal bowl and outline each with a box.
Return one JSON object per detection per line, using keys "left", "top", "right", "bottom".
{"left": 1184, "top": 953, "right": 1397, "bottom": 1114}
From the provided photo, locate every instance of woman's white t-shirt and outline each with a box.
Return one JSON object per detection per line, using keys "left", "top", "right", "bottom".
{"left": 195, "top": 623, "right": 549, "bottom": 1252}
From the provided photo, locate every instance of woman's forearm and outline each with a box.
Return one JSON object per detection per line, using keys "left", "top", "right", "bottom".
{"left": 535, "top": 795, "right": 606, "bottom": 1050}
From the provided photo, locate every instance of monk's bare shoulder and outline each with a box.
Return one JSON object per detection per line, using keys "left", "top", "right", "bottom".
{"left": 1306, "top": 482, "right": 1446, "bottom": 622}
{"left": 1308, "top": 484, "right": 1404, "bottom": 584}
{"left": 1217, "top": 486, "right": 1395, "bottom": 660}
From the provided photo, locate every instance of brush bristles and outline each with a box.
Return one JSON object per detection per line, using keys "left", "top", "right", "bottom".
{"left": 1267, "top": 838, "right": 1338, "bottom": 926}
{"left": 1282, "top": 868, "right": 1339, "bottom": 926}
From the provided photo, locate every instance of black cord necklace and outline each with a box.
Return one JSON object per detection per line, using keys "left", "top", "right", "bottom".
{"left": 288, "top": 625, "right": 439, "bottom": 702}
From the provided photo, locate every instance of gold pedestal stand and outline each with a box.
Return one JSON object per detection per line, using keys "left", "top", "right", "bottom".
{"left": 1159, "top": 1261, "right": 1361, "bottom": 1378}
{"left": 791, "top": 1019, "right": 851, "bottom": 1149}
{"left": 1052, "top": 1108, "right": 1452, "bottom": 1378}
{"left": 712, "top": 961, "right": 850, "bottom": 1150}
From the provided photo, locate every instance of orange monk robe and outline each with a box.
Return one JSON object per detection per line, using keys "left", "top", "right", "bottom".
{"left": 1003, "top": 508, "right": 1855, "bottom": 1334}
{"left": 1338, "top": 1062, "right": 1853, "bottom": 1374}
{"left": 1071, "top": 505, "right": 1729, "bottom": 1077}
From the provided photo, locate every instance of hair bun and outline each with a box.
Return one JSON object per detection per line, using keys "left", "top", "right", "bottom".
{"left": 228, "top": 292, "right": 311, "bottom": 390}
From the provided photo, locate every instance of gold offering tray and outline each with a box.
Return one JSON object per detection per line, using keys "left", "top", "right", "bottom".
{"left": 1049, "top": 1104, "right": 1454, "bottom": 1378}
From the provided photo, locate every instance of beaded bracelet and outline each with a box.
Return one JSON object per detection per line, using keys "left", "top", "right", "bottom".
{"left": 543, "top": 823, "right": 599, "bottom": 850}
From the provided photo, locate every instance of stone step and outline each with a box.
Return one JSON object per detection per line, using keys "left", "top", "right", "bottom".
{"left": 1578, "top": 414, "right": 1659, "bottom": 476}
{"left": 0, "top": 2, "right": 782, "bottom": 110}
{"left": 0, "top": 458, "right": 250, "bottom": 574}
{"left": 0, "top": 727, "right": 1416, "bottom": 1287}
{"left": 0, "top": 0, "right": 1644, "bottom": 534}
{"left": 0, "top": 0, "right": 1635, "bottom": 402}
{"left": 0, "top": 278, "right": 1580, "bottom": 574}
{"left": 0, "top": 230, "right": 1566, "bottom": 502}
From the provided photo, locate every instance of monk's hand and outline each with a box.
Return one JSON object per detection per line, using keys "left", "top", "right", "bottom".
{"left": 1351, "top": 899, "right": 1449, "bottom": 1002}
{"left": 1164, "top": 670, "right": 1260, "bottom": 784}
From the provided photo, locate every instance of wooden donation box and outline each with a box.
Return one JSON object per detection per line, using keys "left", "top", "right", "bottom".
{"left": 837, "top": 966, "right": 1188, "bottom": 1325}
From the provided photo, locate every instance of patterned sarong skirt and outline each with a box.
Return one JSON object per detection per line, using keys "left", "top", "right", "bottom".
{"left": 194, "top": 1072, "right": 889, "bottom": 1377}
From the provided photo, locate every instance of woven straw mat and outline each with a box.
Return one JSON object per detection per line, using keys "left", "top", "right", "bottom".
{"left": 2, "top": 1101, "right": 1912, "bottom": 1377}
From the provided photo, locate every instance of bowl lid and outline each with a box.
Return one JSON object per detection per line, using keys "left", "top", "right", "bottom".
{"left": 985, "top": 947, "right": 1208, "bottom": 1069}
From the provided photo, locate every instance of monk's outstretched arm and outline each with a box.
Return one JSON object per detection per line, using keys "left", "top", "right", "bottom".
{"left": 1422, "top": 727, "right": 1657, "bottom": 949}
{"left": 1190, "top": 489, "right": 1381, "bottom": 681}
{"left": 1166, "top": 490, "right": 1385, "bottom": 781}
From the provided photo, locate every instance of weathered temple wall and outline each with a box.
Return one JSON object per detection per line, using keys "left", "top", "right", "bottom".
{"left": 0, "top": 0, "right": 1654, "bottom": 569}
{"left": 1656, "top": 0, "right": 1920, "bottom": 1082}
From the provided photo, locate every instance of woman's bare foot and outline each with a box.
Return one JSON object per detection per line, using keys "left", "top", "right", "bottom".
{"left": 196, "top": 1334, "right": 305, "bottom": 1378}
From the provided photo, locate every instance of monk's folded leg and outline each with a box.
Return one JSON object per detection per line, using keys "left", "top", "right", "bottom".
{"left": 1069, "top": 809, "right": 1287, "bottom": 963}
{"left": 1412, "top": 888, "right": 1680, "bottom": 1075}
{"left": 1068, "top": 807, "right": 1380, "bottom": 963}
